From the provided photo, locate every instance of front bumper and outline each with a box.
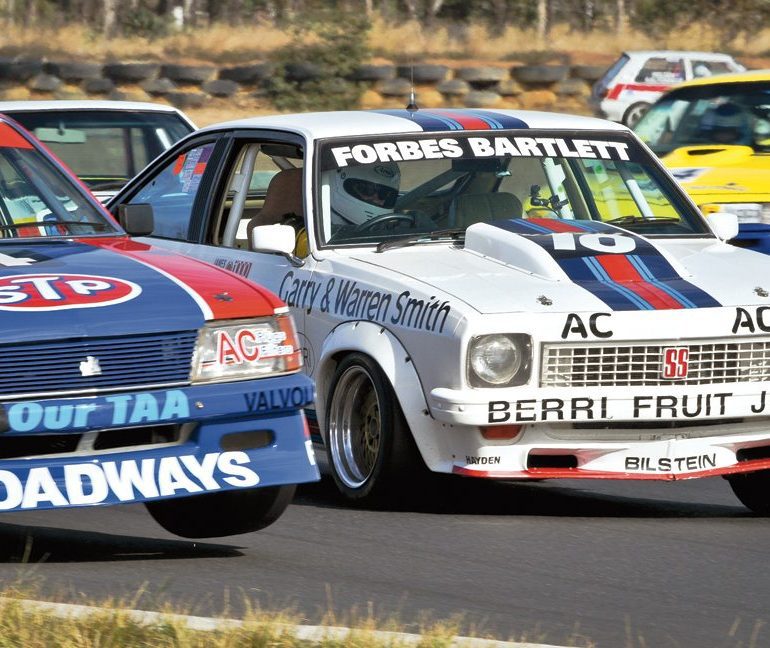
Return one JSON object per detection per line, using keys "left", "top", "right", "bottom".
{"left": 430, "top": 382, "right": 770, "bottom": 426}
{"left": 427, "top": 383, "right": 770, "bottom": 480}
{"left": 431, "top": 417, "right": 770, "bottom": 481}
{"left": 0, "top": 374, "right": 319, "bottom": 511}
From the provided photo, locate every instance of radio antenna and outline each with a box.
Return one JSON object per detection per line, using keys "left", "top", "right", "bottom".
{"left": 406, "top": 64, "right": 418, "bottom": 112}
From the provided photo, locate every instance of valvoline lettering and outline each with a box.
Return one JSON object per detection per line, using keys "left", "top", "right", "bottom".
{"left": 244, "top": 385, "right": 314, "bottom": 412}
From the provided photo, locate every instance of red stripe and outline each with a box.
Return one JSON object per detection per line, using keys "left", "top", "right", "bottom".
{"left": 429, "top": 109, "right": 492, "bottom": 130}
{"left": 606, "top": 82, "right": 671, "bottom": 100}
{"left": 80, "top": 237, "right": 284, "bottom": 319}
{"left": 453, "top": 457, "right": 770, "bottom": 481}
{"left": 595, "top": 254, "right": 683, "bottom": 309}
{"left": 526, "top": 217, "right": 584, "bottom": 233}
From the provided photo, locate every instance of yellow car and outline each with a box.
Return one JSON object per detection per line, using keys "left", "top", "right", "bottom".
{"left": 633, "top": 69, "right": 770, "bottom": 252}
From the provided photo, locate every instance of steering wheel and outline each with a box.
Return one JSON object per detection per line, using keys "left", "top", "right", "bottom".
{"left": 352, "top": 212, "right": 416, "bottom": 234}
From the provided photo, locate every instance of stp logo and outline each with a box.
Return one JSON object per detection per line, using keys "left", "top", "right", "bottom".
{"left": 0, "top": 274, "right": 141, "bottom": 310}
{"left": 662, "top": 347, "right": 689, "bottom": 379}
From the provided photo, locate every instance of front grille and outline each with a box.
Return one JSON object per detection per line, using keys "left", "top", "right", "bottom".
{"left": 0, "top": 331, "right": 197, "bottom": 397}
{"left": 541, "top": 338, "right": 770, "bottom": 387}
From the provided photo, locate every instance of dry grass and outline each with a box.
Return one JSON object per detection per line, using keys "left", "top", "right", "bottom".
{"left": 0, "top": 588, "right": 502, "bottom": 648}
{"left": 1, "top": 18, "right": 770, "bottom": 67}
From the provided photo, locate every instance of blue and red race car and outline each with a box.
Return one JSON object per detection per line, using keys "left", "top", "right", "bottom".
{"left": 0, "top": 116, "right": 318, "bottom": 537}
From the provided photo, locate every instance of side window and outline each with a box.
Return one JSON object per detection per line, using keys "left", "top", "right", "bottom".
{"left": 692, "top": 60, "right": 732, "bottom": 77}
{"left": 635, "top": 58, "right": 685, "bottom": 84}
{"left": 130, "top": 142, "right": 215, "bottom": 240}
{"left": 210, "top": 141, "right": 305, "bottom": 252}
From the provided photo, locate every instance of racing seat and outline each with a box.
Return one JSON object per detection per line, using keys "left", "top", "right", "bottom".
{"left": 448, "top": 192, "right": 523, "bottom": 228}
{"left": 246, "top": 167, "right": 305, "bottom": 251}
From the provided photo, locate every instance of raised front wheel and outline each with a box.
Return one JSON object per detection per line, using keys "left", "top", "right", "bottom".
{"left": 145, "top": 485, "right": 296, "bottom": 538}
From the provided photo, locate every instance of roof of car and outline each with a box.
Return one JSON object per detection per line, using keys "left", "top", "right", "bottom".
{"left": 672, "top": 69, "right": 770, "bottom": 89}
{"left": 622, "top": 50, "right": 737, "bottom": 60}
{"left": 199, "top": 109, "right": 629, "bottom": 140}
{"left": 0, "top": 99, "right": 186, "bottom": 113}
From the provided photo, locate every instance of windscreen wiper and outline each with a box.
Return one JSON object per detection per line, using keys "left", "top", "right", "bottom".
{"left": 605, "top": 215, "right": 681, "bottom": 225}
{"left": 0, "top": 221, "right": 109, "bottom": 233}
{"left": 375, "top": 228, "right": 466, "bottom": 252}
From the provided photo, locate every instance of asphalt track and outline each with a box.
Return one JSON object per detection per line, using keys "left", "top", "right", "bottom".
{"left": 0, "top": 474, "right": 768, "bottom": 648}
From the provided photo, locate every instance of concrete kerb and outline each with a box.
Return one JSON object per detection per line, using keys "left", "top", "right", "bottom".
{"left": 2, "top": 597, "right": 572, "bottom": 648}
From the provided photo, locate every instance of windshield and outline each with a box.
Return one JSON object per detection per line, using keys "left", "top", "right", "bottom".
{"left": 0, "top": 122, "right": 115, "bottom": 238}
{"left": 5, "top": 109, "right": 194, "bottom": 192}
{"left": 316, "top": 130, "right": 708, "bottom": 248}
{"left": 634, "top": 82, "right": 770, "bottom": 156}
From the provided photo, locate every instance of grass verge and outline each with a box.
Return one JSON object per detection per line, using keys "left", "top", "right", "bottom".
{"left": 0, "top": 587, "right": 580, "bottom": 648}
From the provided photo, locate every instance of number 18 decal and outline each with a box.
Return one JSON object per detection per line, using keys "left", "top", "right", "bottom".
{"left": 551, "top": 232, "right": 636, "bottom": 254}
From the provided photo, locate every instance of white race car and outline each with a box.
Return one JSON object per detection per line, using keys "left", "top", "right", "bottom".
{"left": 109, "top": 107, "right": 770, "bottom": 511}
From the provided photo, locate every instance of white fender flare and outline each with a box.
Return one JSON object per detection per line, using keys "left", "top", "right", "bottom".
{"left": 315, "top": 321, "right": 435, "bottom": 460}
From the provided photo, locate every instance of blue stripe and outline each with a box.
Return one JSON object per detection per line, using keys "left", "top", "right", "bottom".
{"left": 627, "top": 255, "right": 696, "bottom": 308}
{"left": 373, "top": 109, "right": 462, "bottom": 131}
{"left": 627, "top": 254, "right": 720, "bottom": 308}
{"left": 498, "top": 218, "right": 554, "bottom": 234}
{"left": 582, "top": 256, "right": 655, "bottom": 310}
{"left": 372, "top": 109, "right": 529, "bottom": 132}
{"left": 461, "top": 110, "right": 529, "bottom": 129}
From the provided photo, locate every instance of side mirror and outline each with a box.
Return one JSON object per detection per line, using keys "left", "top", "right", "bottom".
{"left": 117, "top": 203, "right": 154, "bottom": 236}
{"left": 707, "top": 210, "right": 739, "bottom": 242}
{"left": 251, "top": 224, "right": 304, "bottom": 266}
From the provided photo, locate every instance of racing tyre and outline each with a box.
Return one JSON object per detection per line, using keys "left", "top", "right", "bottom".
{"left": 145, "top": 485, "right": 296, "bottom": 538}
{"left": 325, "top": 353, "right": 424, "bottom": 504}
{"left": 727, "top": 470, "right": 770, "bottom": 515}
{"left": 622, "top": 102, "right": 651, "bottom": 127}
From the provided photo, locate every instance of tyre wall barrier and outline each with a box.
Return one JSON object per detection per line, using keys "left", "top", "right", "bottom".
{"left": 0, "top": 57, "right": 611, "bottom": 116}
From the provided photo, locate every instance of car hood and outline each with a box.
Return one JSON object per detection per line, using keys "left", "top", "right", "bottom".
{"left": 348, "top": 220, "right": 768, "bottom": 315}
{"left": 0, "top": 236, "right": 281, "bottom": 344}
{"left": 662, "top": 145, "right": 770, "bottom": 199}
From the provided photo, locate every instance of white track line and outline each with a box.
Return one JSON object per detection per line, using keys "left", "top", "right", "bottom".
{"left": 1, "top": 597, "right": 572, "bottom": 648}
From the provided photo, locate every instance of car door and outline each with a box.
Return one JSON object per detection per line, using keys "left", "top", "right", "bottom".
{"left": 111, "top": 129, "right": 313, "bottom": 367}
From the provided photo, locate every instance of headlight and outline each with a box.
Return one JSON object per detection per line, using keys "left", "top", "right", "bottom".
{"left": 467, "top": 334, "right": 531, "bottom": 387}
{"left": 703, "top": 203, "right": 770, "bottom": 224}
{"left": 191, "top": 314, "right": 302, "bottom": 384}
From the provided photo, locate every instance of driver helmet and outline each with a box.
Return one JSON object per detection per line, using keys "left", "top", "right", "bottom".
{"left": 699, "top": 102, "right": 750, "bottom": 144}
{"left": 331, "top": 162, "right": 400, "bottom": 225}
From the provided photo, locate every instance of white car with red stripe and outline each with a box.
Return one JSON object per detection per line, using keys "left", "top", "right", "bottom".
{"left": 109, "top": 107, "right": 770, "bottom": 513}
{"left": 590, "top": 51, "right": 744, "bottom": 126}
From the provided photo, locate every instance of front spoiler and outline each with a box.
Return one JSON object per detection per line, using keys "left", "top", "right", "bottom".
{"left": 447, "top": 425, "right": 770, "bottom": 481}
{"left": 0, "top": 374, "right": 320, "bottom": 511}
{"left": 453, "top": 457, "right": 770, "bottom": 481}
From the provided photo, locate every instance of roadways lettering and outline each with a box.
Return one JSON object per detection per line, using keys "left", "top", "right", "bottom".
{"left": 0, "top": 451, "right": 260, "bottom": 510}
